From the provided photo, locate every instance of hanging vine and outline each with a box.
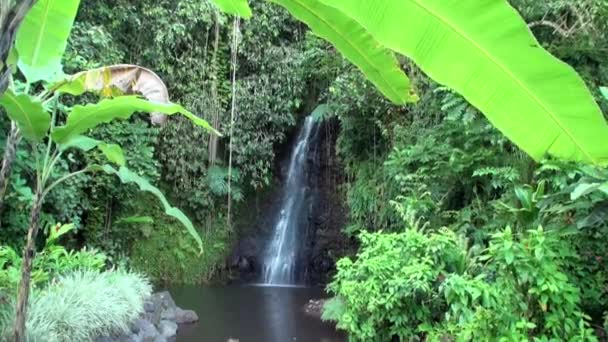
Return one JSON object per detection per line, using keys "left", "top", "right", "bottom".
{"left": 227, "top": 17, "right": 241, "bottom": 228}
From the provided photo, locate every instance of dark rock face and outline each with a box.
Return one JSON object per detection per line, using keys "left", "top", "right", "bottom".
{"left": 95, "top": 291, "right": 198, "bottom": 342}
{"left": 230, "top": 118, "right": 353, "bottom": 285}
{"left": 303, "top": 119, "right": 352, "bottom": 285}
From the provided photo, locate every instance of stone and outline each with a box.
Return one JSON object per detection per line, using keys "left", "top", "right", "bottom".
{"left": 137, "top": 318, "right": 159, "bottom": 342}
{"left": 175, "top": 307, "right": 199, "bottom": 324}
{"left": 95, "top": 337, "right": 115, "bottom": 342}
{"left": 152, "top": 291, "right": 177, "bottom": 311}
{"left": 160, "top": 307, "right": 176, "bottom": 321}
{"left": 132, "top": 318, "right": 151, "bottom": 334}
{"left": 144, "top": 299, "right": 156, "bottom": 313}
{"left": 159, "top": 320, "right": 178, "bottom": 338}
{"left": 117, "top": 334, "right": 142, "bottom": 342}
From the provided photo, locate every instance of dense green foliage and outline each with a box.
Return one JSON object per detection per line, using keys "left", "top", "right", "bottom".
{"left": 313, "top": 0, "right": 608, "bottom": 339}
{"left": 1, "top": 0, "right": 312, "bottom": 285}
{"left": 1, "top": 0, "right": 607, "bottom": 340}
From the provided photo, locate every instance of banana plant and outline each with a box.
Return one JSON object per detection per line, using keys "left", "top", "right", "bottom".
{"left": 0, "top": 0, "right": 217, "bottom": 340}
{"left": 211, "top": 0, "right": 415, "bottom": 105}
{"left": 216, "top": 0, "right": 608, "bottom": 165}
{"left": 208, "top": 0, "right": 253, "bottom": 19}
{"left": 318, "top": 0, "right": 608, "bottom": 165}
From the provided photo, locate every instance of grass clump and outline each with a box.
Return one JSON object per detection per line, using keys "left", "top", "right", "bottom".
{"left": 1, "top": 269, "right": 152, "bottom": 341}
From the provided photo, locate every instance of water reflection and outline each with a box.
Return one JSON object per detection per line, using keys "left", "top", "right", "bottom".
{"left": 169, "top": 285, "right": 345, "bottom": 342}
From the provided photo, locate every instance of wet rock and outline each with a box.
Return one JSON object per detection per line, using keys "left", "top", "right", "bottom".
{"left": 153, "top": 291, "right": 177, "bottom": 311}
{"left": 159, "top": 320, "right": 178, "bottom": 338}
{"left": 161, "top": 307, "right": 176, "bottom": 321}
{"left": 303, "top": 299, "right": 327, "bottom": 318}
{"left": 143, "top": 300, "right": 156, "bottom": 313}
{"left": 138, "top": 319, "right": 159, "bottom": 342}
{"left": 95, "top": 291, "right": 198, "bottom": 342}
{"left": 175, "top": 308, "right": 199, "bottom": 324}
{"left": 118, "top": 334, "right": 142, "bottom": 342}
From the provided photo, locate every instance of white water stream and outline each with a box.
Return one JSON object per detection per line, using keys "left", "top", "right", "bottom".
{"left": 262, "top": 116, "right": 316, "bottom": 285}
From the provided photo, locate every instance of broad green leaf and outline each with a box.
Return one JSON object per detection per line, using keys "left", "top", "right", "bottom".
{"left": 15, "top": 0, "right": 80, "bottom": 83}
{"left": 571, "top": 183, "right": 602, "bottom": 200}
{"left": 98, "top": 143, "right": 126, "bottom": 166}
{"left": 601, "top": 87, "right": 608, "bottom": 101}
{"left": 209, "top": 0, "right": 252, "bottom": 19}
{"left": 59, "top": 136, "right": 126, "bottom": 166}
{"left": 0, "top": 89, "right": 50, "bottom": 141}
{"left": 46, "top": 223, "right": 75, "bottom": 245}
{"left": 323, "top": 0, "right": 608, "bottom": 164}
{"left": 59, "top": 135, "right": 100, "bottom": 152}
{"left": 98, "top": 165, "right": 203, "bottom": 253}
{"left": 270, "top": 0, "right": 414, "bottom": 104}
{"left": 51, "top": 96, "right": 220, "bottom": 144}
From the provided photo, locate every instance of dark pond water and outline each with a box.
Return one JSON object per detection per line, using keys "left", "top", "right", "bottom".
{"left": 168, "top": 285, "right": 346, "bottom": 342}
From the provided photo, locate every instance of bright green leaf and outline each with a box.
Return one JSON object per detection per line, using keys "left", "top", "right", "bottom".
{"left": 601, "top": 87, "right": 608, "bottom": 101}
{"left": 209, "top": 0, "right": 252, "bottom": 19}
{"left": 51, "top": 96, "right": 220, "bottom": 144}
{"left": 0, "top": 89, "right": 50, "bottom": 141}
{"left": 59, "top": 135, "right": 100, "bottom": 152}
{"left": 600, "top": 182, "right": 608, "bottom": 196}
{"left": 571, "top": 182, "right": 602, "bottom": 200}
{"left": 98, "top": 143, "right": 126, "bottom": 166}
{"left": 59, "top": 136, "right": 127, "bottom": 166}
{"left": 15, "top": 0, "right": 80, "bottom": 83}
{"left": 270, "top": 0, "right": 415, "bottom": 104}
{"left": 97, "top": 165, "right": 203, "bottom": 253}
{"left": 323, "top": 0, "right": 608, "bottom": 165}
{"left": 46, "top": 223, "right": 75, "bottom": 245}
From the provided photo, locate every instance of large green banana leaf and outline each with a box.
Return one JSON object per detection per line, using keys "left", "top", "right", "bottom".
{"left": 209, "top": 0, "right": 252, "bottom": 19}
{"left": 15, "top": 0, "right": 80, "bottom": 83}
{"left": 323, "top": 0, "right": 608, "bottom": 165}
{"left": 270, "top": 0, "right": 415, "bottom": 104}
{"left": 0, "top": 89, "right": 50, "bottom": 141}
{"left": 51, "top": 96, "right": 219, "bottom": 144}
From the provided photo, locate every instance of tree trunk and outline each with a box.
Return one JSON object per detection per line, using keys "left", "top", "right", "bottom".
{"left": 0, "top": 0, "right": 37, "bottom": 94}
{"left": 0, "top": 121, "right": 20, "bottom": 214}
{"left": 11, "top": 189, "right": 44, "bottom": 342}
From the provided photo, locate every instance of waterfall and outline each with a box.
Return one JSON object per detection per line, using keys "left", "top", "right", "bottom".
{"left": 262, "top": 116, "right": 317, "bottom": 285}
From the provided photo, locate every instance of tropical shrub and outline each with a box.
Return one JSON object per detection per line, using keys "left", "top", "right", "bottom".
{"left": 0, "top": 223, "right": 106, "bottom": 293}
{"left": 326, "top": 227, "right": 597, "bottom": 341}
{"left": 0, "top": 269, "right": 152, "bottom": 342}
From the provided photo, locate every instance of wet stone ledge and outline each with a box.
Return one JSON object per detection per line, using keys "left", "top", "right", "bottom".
{"left": 95, "top": 291, "right": 198, "bottom": 342}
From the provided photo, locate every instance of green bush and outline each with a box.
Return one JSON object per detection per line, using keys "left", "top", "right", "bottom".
{"left": 0, "top": 269, "right": 151, "bottom": 342}
{"left": 326, "top": 227, "right": 597, "bottom": 341}
{"left": 0, "top": 243, "right": 106, "bottom": 294}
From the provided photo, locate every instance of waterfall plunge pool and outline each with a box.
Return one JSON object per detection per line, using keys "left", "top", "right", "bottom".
{"left": 169, "top": 285, "right": 346, "bottom": 341}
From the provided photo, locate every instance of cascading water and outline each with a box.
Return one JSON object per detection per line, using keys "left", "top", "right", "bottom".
{"left": 262, "top": 116, "right": 317, "bottom": 285}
